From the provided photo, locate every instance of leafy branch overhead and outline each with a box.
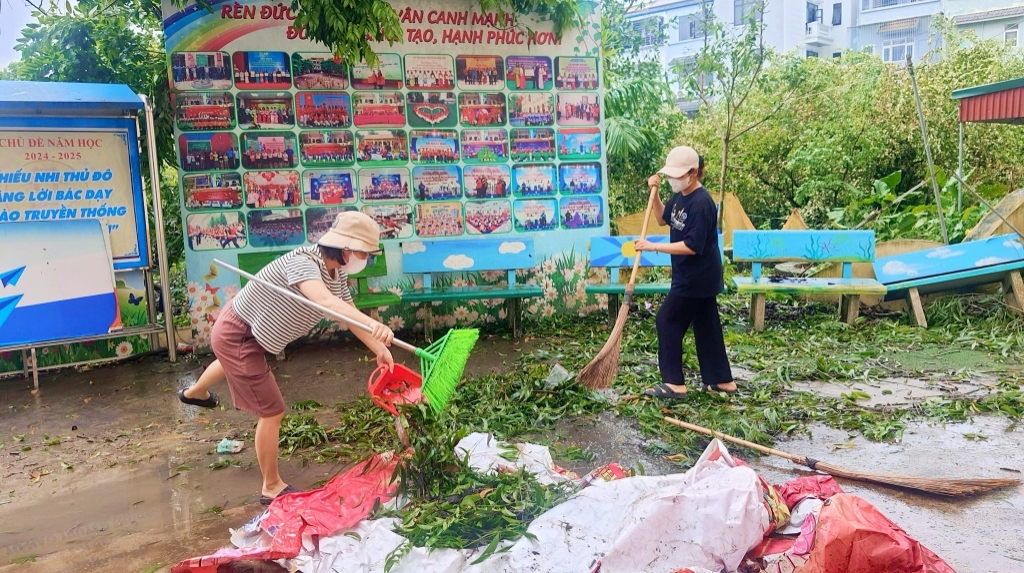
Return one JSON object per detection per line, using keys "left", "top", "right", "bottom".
{"left": 178, "top": 0, "right": 587, "bottom": 67}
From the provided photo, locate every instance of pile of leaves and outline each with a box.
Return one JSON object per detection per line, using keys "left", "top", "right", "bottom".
{"left": 276, "top": 289, "right": 1024, "bottom": 561}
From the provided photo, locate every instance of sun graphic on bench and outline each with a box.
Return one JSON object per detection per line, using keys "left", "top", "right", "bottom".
{"left": 620, "top": 240, "right": 637, "bottom": 259}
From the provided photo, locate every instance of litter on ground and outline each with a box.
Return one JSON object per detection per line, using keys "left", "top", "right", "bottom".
{"left": 171, "top": 435, "right": 956, "bottom": 573}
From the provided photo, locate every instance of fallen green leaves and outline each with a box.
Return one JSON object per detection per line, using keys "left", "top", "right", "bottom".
{"left": 274, "top": 291, "right": 1023, "bottom": 564}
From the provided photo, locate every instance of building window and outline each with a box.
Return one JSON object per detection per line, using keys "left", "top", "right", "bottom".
{"left": 882, "top": 36, "right": 913, "bottom": 63}
{"left": 833, "top": 51, "right": 842, "bottom": 58}
{"left": 632, "top": 16, "right": 664, "bottom": 47}
{"left": 679, "top": 13, "right": 707, "bottom": 41}
{"left": 862, "top": 0, "right": 922, "bottom": 10}
{"left": 734, "top": 0, "right": 763, "bottom": 25}
{"left": 832, "top": 3, "right": 842, "bottom": 26}
{"left": 806, "top": 50, "right": 819, "bottom": 58}
{"left": 1006, "top": 23, "right": 1019, "bottom": 47}
{"left": 807, "top": 2, "right": 821, "bottom": 25}
{"left": 864, "top": 45, "right": 875, "bottom": 55}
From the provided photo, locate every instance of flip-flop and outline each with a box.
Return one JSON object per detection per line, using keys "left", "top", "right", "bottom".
{"left": 644, "top": 383, "right": 689, "bottom": 400}
{"left": 260, "top": 484, "right": 301, "bottom": 506}
{"left": 702, "top": 383, "right": 738, "bottom": 394}
{"left": 178, "top": 388, "right": 219, "bottom": 409}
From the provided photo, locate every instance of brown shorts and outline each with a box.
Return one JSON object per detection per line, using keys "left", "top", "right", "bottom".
{"left": 211, "top": 300, "right": 285, "bottom": 417}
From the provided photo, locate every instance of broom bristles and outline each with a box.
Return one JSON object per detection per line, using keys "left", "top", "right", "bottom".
{"left": 578, "top": 302, "right": 630, "bottom": 389}
{"left": 811, "top": 460, "right": 1021, "bottom": 497}
{"left": 421, "top": 328, "right": 479, "bottom": 413}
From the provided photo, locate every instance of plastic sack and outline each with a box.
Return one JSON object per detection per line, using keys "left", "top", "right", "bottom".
{"left": 776, "top": 494, "right": 955, "bottom": 573}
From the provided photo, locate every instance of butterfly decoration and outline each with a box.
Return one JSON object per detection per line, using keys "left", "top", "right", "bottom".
{"left": 205, "top": 283, "right": 220, "bottom": 294}
{"left": 206, "top": 313, "right": 217, "bottom": 326}
{"left": 203, "top": 263, "right": 219, "bottom": 282}
{"left": 127, "top": 293, "right": 143, "bottom": 306}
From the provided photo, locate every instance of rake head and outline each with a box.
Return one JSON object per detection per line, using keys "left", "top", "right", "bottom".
{"left": 416, "top": 328, "right": 479, "bottom": 413}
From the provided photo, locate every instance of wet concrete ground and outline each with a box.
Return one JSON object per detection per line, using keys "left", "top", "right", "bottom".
{"left": 1, "top": 336, "right": 1021, "bottom": 572}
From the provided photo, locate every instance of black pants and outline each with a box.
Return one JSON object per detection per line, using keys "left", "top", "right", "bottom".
{"left": 656, "top": 291, "right": 733, "bottom": 386}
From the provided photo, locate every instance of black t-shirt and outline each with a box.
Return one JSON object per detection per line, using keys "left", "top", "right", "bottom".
{"left": 663, "top": 186, "right": 723, "bottom": 298}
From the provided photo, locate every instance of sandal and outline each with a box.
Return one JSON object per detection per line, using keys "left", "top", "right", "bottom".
{"left": 260, "top": 484, "right": 301, "bottom": 506}
{"left": 178, "top": 388, "right": 219, "bottom": 409}
{"left": 702, "top": 383, "right": 738, "bottom": 394}
{"left": 644, "top": 383, "right": 689, "bottom": 400}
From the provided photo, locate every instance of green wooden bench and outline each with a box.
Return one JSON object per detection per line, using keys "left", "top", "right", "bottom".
{"left": 400, "top": 237, "right": 543, "bottom": 340}
{"left": 585, "top": 234, "right": 727, "bottom": 327}
{"left": 236, "top": 244, "right": 399, "bottom": 317}
{"left": 732, "top": 230, "right": 886, "bottom": 331}
{"left": 873, "top": 233, "right": 1024, "bottom": 327}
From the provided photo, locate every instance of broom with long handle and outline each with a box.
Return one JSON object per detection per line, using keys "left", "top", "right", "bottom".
{"left": 664, "top": 416, "right": 1021, "bottom": 497}
{"left": 213, "top": 259, "right": 477, "bottom": 412}
{"left": 578, "top": 181, "right": 660, "bottom": 389}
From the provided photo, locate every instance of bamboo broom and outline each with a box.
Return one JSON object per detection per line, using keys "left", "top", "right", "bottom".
{"left": 578, "top": 181, "right": 660, "bottom": 389}
{"left": 664, "top": 416, "right": 1021, "bottom": 497}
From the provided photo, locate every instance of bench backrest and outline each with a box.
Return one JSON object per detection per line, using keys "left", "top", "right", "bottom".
{"left": 733, "top": 230, "right": 875, "bottom": 280}
{"left": 400, "top": 238, "right": 536, "bottom": 289}
{"left": 589, "top": 234, "right": 727, "bottom": 283}
{"left": 236, "top": 244, "right": 388, "bottom": 292}
{"left": 873, "top": 233, "right": 1024, "bottom": 286}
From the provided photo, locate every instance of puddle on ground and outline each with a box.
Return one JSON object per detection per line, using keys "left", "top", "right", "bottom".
{"left": 0, "top": 457, "right": 349, "bottom": 572}
{"left": 552, "top": 410, "right": 675, "bottom": 477}
{"left": 749, "top": 417, "right": 1024, "bottom": 573}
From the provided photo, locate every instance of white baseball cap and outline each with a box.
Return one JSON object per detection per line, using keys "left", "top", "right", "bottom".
{"left": 658, "top": 146, "right": 701, "bottom": 179}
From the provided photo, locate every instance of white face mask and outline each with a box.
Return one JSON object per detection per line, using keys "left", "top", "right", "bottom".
{"left": 341, "top": 252, "right": 368, "bottom": 275}
{"left": 668, "top": 176, "right": 689, "bottom": 193}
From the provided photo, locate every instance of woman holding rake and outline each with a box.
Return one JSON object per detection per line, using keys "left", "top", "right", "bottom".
{"left": 634, "top": 146, "right": 737, "bottom": 398}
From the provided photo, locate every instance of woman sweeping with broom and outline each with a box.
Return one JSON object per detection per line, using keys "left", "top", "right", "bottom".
{"left": 634, "top": 145, "right": 737, "bottom": 398}
{"left": 178, "top": 211, "right": 396, "bottom": 505}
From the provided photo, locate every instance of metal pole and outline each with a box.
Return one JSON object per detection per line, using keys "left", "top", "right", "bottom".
{"left": 140, "top": 95, "right": 177, "bottom": 363}
{"left": 134, "top": 113, "right": 160, "bottom": 355}
{"left": 958, "top": 121, "right": 964, "bottom": 213}
{"left": 907, "top": 54, "right": 949, "bottom": 244}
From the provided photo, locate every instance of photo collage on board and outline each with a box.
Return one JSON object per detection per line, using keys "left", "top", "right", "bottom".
{"left": 171, "top": 48, "right": 605, "bottom": 251}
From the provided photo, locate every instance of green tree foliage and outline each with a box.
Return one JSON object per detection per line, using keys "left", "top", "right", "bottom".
{"left": 686, "top": 23, "right": 1024, "bottom": 235}
{"left": 599, "top": 0, "right": 684, "bottom": 222}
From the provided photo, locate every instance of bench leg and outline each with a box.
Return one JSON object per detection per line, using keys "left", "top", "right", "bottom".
{"left": 30, "top": 348, "right": 39, "bottom": 390}
{"left": 905, "top": 287, "right": 928, "bottom": 328}
{"left": 607, "top": 293, "right": 620, "bottom": 329}
{"left": 751, "top": 294, "right": 766, "bottom": 332}
{"left": 424, "top": 305, "right": 435, "bottom": 343}
{"left": 841, "top": 294, "right": 861, "bottom": 325}
{"left": 1003, "top": 271, "right": 1024, "bottom": 313}
{"left": 507, "top": 298, "right": 524, "bottom": 338}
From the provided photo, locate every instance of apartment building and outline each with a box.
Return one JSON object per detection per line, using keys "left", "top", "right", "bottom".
{"left": 946, "top": 1, "right": 1024, "bottom": 45}
{"left": 627, "top": 0, "right": 853, "bottom": 72}
{"left": 629, "top": 0, "right": 1024, "bottom": 79}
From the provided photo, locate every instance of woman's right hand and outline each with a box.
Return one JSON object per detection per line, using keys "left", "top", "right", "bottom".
{"left": 369, "top": 321, "right": 394, "bottom": 346}
{"left": 647, "top": 174, "right": 661, "bottom": 190}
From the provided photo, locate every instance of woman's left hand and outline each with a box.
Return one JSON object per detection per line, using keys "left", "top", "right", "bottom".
{"left": 376, "top": 348, "right": 395, "bottom": 372}
{"left": 634, "top": 238, "right": 657, "bottom": 252}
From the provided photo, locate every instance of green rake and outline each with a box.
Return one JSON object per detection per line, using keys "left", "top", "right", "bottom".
{"left": 213, "top": 259, "right": 478, "bottom": 412}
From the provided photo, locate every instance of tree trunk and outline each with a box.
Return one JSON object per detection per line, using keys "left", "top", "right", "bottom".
{"left": 718, "top": 134, "right": 730, "bottom": 228}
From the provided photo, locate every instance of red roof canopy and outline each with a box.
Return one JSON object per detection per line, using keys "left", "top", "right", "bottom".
{"left": 952, "top": 77, "right": 1024, "bottom": 124}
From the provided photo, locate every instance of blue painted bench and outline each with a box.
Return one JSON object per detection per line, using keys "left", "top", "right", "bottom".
{"left": 585, "top": 234, "right": 727, "bottom": 327}
{"left": 732, "top": 230, "right": 886, "bottom": 331}
{"left": 873, "top": 233, "right": 1024, "bottom": 327}
{"left": 400, "top": 237, "right": 544, "bottom": 340}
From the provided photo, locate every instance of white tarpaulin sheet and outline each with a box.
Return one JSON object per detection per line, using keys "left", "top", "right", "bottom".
{"left": 231, "top": 435, "right": 771, "bottom": 573}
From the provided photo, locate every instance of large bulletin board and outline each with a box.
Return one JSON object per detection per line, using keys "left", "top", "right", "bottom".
{"left": 161, "top": 0, "right": 606, "bottom": 345}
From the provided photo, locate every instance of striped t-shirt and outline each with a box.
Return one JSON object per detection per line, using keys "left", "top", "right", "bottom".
{"left": 231, "top": 245, "right": 352, "bottom": 354}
